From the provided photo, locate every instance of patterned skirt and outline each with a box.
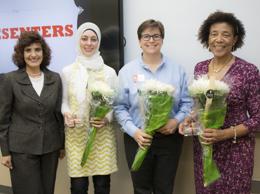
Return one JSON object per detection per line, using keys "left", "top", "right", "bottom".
{"left": 65, "top": 125, "right": 118, "bottom": 177}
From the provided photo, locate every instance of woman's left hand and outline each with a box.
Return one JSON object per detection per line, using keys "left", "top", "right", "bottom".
{"left": 158, "top": 119, "right": 178, "bottom": 135}
{"left": 200, "top": 128, "right": 225, "bottom": 144}
{"left": 90, "top": 117, "right": 108, "bottom": 129}
{"left": 59, "top": 149, "right": 65, "bottom": 159}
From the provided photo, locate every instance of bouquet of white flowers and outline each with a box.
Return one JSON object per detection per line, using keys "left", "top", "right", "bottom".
{"left": 81, "top": 81, "right": 115, "bottom": 167}
{"left": 188, "top": 75, "right": 230, "bottom": 186}
{"left": 131, "top": 79, "right": 175, "bottom": 171}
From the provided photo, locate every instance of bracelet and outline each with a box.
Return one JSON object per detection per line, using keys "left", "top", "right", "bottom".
{"left": 231, "top": 126, "right": 237, "bottom": 144}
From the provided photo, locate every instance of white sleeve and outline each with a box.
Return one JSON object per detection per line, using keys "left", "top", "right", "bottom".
{"left": 61, "top": 68, "right": 71, "bottom": 114}
{"left": 106, "top": 66, "right": 119, "bottom": 92}
{"left": 105, "top": 66, "right": 118, "bottom": 123}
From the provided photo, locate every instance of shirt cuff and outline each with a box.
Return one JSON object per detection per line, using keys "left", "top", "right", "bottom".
{"left": 173, "top": 112, "right": 186, "bottom": 123}
{"left": 0, "top": 143, "right": 10, "bottom": 156}
{"left": 124, "top": 121, "right": 139, "bottom": 137}
{"left": 61, "top": 104, "right": 70, "bottom": 115}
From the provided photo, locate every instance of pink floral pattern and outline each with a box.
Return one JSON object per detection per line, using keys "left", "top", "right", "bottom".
{"left": 193, "top": 57, "right": 260, "bottom": 194}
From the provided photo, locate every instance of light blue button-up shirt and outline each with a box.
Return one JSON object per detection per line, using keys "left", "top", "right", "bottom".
{"left": 114, "top": 54, "right": 192, "bottom": 137}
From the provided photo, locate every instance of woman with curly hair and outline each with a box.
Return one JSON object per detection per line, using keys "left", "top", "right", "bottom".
{"left": 180, "top": 11, "right": 260, "bottom": 193}
{"left": 0, "top": 31, "right": 64, "bottom": 194}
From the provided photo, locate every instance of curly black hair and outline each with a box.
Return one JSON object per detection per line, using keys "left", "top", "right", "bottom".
{"left": 198, "top": 11, "right": 245, "bottom": 51}
{"left": 137, "top": 19, "right": 165, "bottom": 40}
{"left": 12, "top": 31, "right": 51, "bottom": 69}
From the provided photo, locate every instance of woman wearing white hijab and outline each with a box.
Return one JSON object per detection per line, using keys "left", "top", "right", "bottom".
{"left": 61, "top": 22, "right": 118, "bottom": 194}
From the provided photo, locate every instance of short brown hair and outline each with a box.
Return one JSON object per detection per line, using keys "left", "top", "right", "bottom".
{"left": 198, "top": 11, "right": 245, "bottom": 51}
{"left": 12, "top": 31, "right": 51, "bottom": 69}
{"left": 137, "top": 19, "right": 165, "bottom": 40}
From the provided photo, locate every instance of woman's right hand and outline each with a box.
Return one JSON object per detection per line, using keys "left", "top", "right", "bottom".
{"left": 64, "top": 112, "right": 75, "bottom": 128}
{"left": 133, "top": 129, "right": 153, "bottom": 150}
{"left": 1, "top": 155, "right": 13, "bottom": 169}
{"left": 178, "top": 116, "right": 192, "bottom": 135}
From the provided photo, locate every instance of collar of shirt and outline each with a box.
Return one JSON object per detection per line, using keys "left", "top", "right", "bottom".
{"left": 138, "top": 53, "right": 167, "bottom": 73}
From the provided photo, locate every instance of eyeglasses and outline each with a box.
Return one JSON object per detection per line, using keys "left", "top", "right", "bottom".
{"left": 141, "top": 34, "right": 162, "bottom": 41}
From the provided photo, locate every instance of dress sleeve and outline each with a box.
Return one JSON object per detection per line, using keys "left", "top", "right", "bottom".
{"left": 243, "top": 65, "right": 260, "bottom": 132}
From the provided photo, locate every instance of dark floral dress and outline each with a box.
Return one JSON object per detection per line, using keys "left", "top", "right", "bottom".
{"left": 193, "top": 57, "right": 260, "bottom": 194}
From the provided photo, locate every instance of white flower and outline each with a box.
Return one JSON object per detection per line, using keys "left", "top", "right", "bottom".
{"left": 141, "top": 79, "right": 175, "bottom": 95}
{"left": 214, "top": 80, "right": 230, "bottom": 93}
{"left": 88, "top": 81, "right": 114, "bottom": 96}
{"left": 189, "top": 75, "right": 229, "bottom": 96}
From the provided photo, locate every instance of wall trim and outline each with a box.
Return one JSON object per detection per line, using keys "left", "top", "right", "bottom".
{"left": 0, "top": 185, "right": 12, "bottom": 194}
{"left": 252, "top": 180, "right": 260, "bottom": 193}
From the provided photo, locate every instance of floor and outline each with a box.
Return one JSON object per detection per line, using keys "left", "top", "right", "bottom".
{"left": 1, "top": 185, "right": 260, "bottom": 194}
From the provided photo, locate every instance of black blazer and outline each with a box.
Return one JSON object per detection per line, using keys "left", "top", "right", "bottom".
{"left": 0, "top": 68, "right": 64, "bottom": 156}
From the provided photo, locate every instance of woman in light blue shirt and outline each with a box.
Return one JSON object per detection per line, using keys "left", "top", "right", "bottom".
{"left": 114, "top": 19, "right": 192, "bottom": 194}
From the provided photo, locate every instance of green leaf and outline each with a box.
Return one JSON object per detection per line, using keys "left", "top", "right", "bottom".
{"left": 131, "top": 93, "right": 173, "bottom": 171}
{"left": 81, "top": 103, "right": 111, "bottom": 166}
{"left": 198, "top": 96, "right": 227, "bottom": 186}
{"left": 81, "top": 127, "right": 97, "bottom": 167}
{"left": 202, "top": 144, "right": 221, "bottom": 187}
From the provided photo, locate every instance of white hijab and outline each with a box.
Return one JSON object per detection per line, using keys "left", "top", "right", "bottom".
{"left": 72, "top": 22, "right": 105, "bottom": 103}
{"left": 75, "top": 22, "right": 104, "bottom": 70}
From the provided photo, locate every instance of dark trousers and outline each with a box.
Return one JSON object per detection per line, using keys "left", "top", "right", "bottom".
{"left": 124, "top": 132, "right": 183, "bottom": 194}
{"left": 71, "top": 175, "right": 110, "bottom": 194}
{"left": 10, "top": 151, "right": 59, "bottom": 194}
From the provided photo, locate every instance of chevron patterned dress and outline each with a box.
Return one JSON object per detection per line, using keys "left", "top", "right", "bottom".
{"left": 65, "top": 67, "right": 118, "bottom": 177}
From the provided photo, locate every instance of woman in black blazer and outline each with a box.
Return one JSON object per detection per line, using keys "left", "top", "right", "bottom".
{"left": 0, "top": 31, "right": 64, "bottom": 194}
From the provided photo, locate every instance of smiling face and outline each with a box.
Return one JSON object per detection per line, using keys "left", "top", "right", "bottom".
{"left": 80, "top": 30, "right": 99, "bottom": 57}
{"left": 208, "top": 22, "right": 237, "bottom": 58}
{"left": 139, "top": 27, "right": 163, "bottom": 56}
{"left": 24, "top": 43, "right": 43, "bottom": 71}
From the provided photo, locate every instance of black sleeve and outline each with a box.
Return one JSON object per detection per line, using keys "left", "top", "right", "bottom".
{"left": 0, "top": 74, "right": 13, "bottom": 156}
{"left": 56, "top": 74, "right": 65, "bottom": 148}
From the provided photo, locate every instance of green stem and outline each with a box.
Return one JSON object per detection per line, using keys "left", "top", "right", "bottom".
{"left": 81, "top": 127, "right": 97, "bottom": 167}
